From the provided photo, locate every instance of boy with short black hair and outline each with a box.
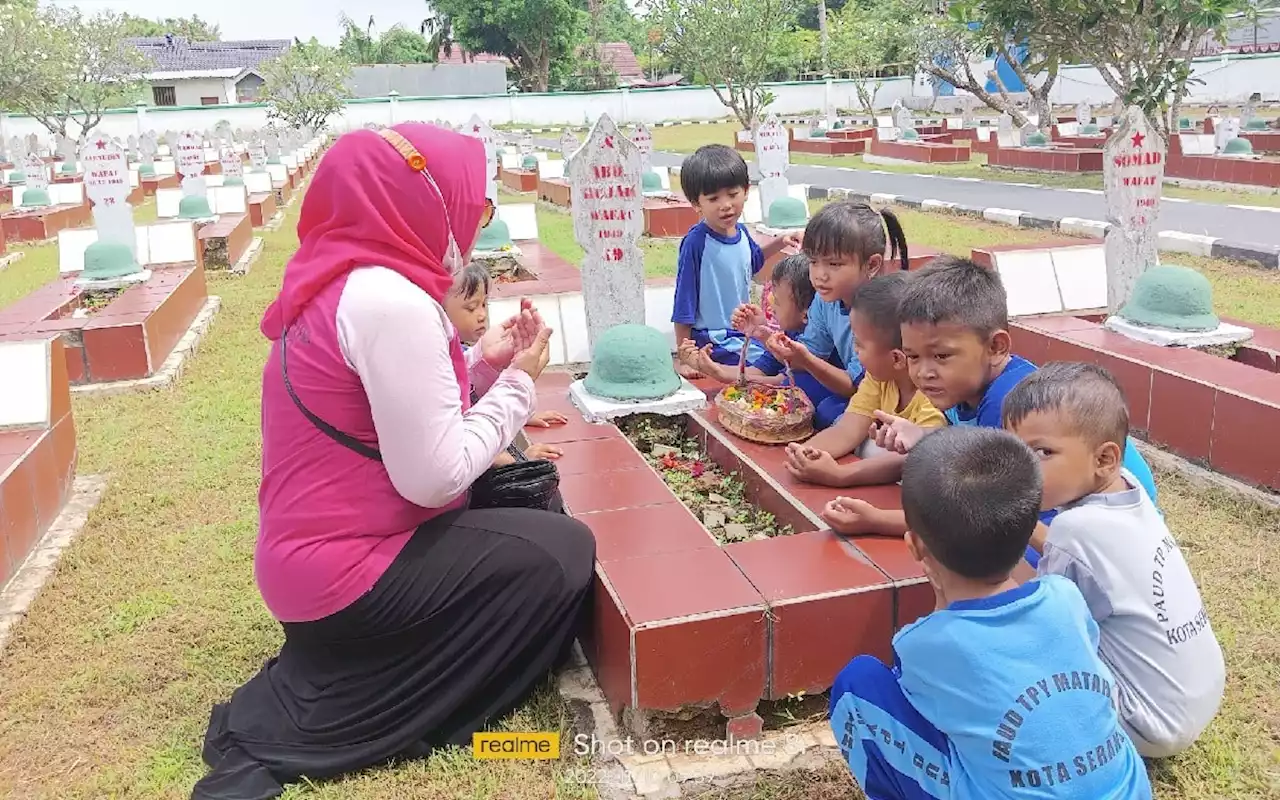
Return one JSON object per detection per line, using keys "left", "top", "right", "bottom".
{"left": 784, "top": 272, "right": 945, "bottom": 488}
{"left": 830, "top": 425, "right": 1152, "bottom": 800}
{"left": 1003, "top": 362, "right": 1225, "bottom": 758}
{"left": 679, "top": 252, "right": 815, "bottom": 385}
{"left": 826, "top": 256, "right": 1160, "bottom": 545}
{"left": 672, "top": 145, "right": 790, "bottom": 378}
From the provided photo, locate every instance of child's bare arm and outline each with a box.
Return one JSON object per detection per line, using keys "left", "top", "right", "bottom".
{"left": 806, "top": 413, "right": 872, "bottom": 459}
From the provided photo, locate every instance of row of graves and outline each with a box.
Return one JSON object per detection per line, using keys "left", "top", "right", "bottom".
{"left": 421, "top": 108, "right": 1280, "bottom": 769}
{"left": 0, "top": 127, "right": 331, "bottom": 597}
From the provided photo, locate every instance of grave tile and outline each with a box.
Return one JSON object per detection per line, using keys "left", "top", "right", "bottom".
{"left": 27, "top": 427, "right": 64, "bottom": 532}
{"left": 81, "top": 324, "right": 148, "bottom": 383}
{"left": 577, "top": 502, "right": 719, "bottom": 563}
{"left": 1208, "top": 390, "right": 1280, "bottom": 490}
{"left": 581, "top": 571, "right": 634, "bottom": 716}
{"left": 533, "top": 371, "right": 574, "bottom": 394}
{"left": 0, "top": 429, "right": 40, "bottom": 456}
{"left": 1042, "top": 334, "right": 1100, "bottom": 366}
{"left": 1091, "top": 352, "right": 1154, "bottom": 431}
{"left": 1009, "top": 325, "right": 1051, "bottom": 364}
{"left": 548, "top": 437, "right": 647, "bottom": 476}
{"left": 0, "top": 456, "right": 38, "bottom": 582}
{"left": 848, "top": 536, "right": 924, "bottom": 584}
{"left": 725, "top": 532, "right": 896, "bottom": 696}
{"left": 523, "top": 397, "right": 620, "bottom": 444}
{"left": 1146, "top": 369, "right": 1216, "bottom": 462}
{"left": 602, "top": 546, "right": 765, "bottom": 625}
{"left": 633, "top": 609, "right": 766, "bottom": 713}
{"left": 560, "top": 466, "right": 673, "bottom": 514}
{"left": 1014, "top": 314, "right": 1099, "bottom": 335}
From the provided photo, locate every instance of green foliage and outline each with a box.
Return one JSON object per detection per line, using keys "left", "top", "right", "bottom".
{"left": 948, "top": 0, "right": 1246, "bottom": 133}
{"left": 259, "top": 39, "right": 352, "bottom": 131}
{"left": 430, "top": 0, "right": 588, "bottom": 91}
{"left": 0, "top": 5, "right": 151, "bottom": 138}
{"left": 339, "top": 15, "right": 434, "bottom": 64}
{"left": 118, "top": 13, "right": 221, "bottom": 41}
{"left": 828, "top": 2, "right": 911, "bottom": 109}
{"left": 645, "top": 0, "right": 801, "bottom": 128}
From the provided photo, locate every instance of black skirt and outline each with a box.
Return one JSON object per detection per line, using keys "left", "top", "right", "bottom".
{"left": 193, "top": 506, "right": 596, "bottom": 799}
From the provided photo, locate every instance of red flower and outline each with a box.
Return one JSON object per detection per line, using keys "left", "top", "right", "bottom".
{"left": 690, "top": 461, "right": 705, "bottom": 478}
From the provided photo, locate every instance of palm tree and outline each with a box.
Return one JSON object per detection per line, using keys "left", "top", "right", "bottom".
{"left": 338, "top": 13, "right": 380, "bottom": 64}
{"left": 420, "top": 5, "right": 458, "bottom": 62}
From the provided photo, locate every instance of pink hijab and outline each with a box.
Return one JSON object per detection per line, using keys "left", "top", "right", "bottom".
{"left": 260, "top": 123, "right": 489, "bottom": 390}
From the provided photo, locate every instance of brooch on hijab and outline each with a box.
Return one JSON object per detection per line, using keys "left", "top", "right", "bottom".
{"left": 378, "top": 128, "right": 427, "bottom": 171}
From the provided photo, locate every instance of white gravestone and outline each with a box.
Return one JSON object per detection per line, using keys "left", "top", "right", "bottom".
{"left": 81, "top": 136, "right": 138, "bottom": 255}
{"left": 1241, "top": 99, "right": 1256, "bottom": 129}
{"left": 25, "top": 152, "right": 48, "bottom": 192}
{"left": 1214, "top": 117, "right": 1241, "bottom": 153}
{"left": 569, "top": 114, "right": 646, "bottom": 353}
{"left": 754, "top": 115, "right": 791, "bottom": 222}
{"left": 177, "top": 132, "right": 210, "bottom": 211}
{"left": 560, "top": 129, "right": 581, "bottom": 162}
{"left": 140, "top": 135, "right": 157, "bottom": 170}
{"left": 1103, "top": 107, "right": 1165, "bottom": 312}
{"left": 1076, "top": 101, "right": 1092, "bottom": 126}
{"left": 264, "top": 133, "right": 281, "bottom": 164}
{"left": 249, "top": 140, "right": 268, "bottom": 172}
{"left": 895, "top": 105, "right": 913, "bottom": 133}
{"left": 1021, "top": 121, "right": 1041, "bottom": 145}
{"left": 465, "top": 114, "right": 499, "bottom": 204}
{"left": 631, "top": 123, "right": 653, "bottom": 174}
{"left": 997, "top": 112, "right": 1017, "bottom": 148}
{"left": 220, "top": 147, "right": 244, "bottom": 181}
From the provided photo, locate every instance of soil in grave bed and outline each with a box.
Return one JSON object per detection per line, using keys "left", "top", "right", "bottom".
{"left": 617, "top": 413, "right": 793, "bottom": 545}
{"left": 47, "top": 287, "right": 130, "bottom": 320}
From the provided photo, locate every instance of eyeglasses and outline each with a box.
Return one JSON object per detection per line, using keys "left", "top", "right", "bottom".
{"left": 378, "top": 127, "right": 494, "bottom": 274}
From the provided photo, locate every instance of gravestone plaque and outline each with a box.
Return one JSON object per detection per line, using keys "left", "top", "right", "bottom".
{"left": 24, "top": 152, "right": 47, "bottom": 191}
{"left": 126, "top": 134, "right": 139, "bottom": 160}
{"left": 960, "top": 98, "right": 975, "bottom": 128}
{"left": 807, "top": 114, "right": 821, "bottom": 133}
{"left": 1020, "top": 121, "right": 1040, "bottom": 145}
{"left": 140, "top": 134, "right": 157, "bottom": 170}
{"left": 264, "top": 132, "right": 281, "bottom": 164}
{"left": 464, "top": 114, "right": 499, "bottom": 203}
{"left": 895, "top": 103, "right": 913, "bottom": 133}
{"left": 997, "top": 112, "right": 1016, "bottom": 147}
{"left": 1241, "top": 99, "right": 1256, "bottom": 129}
{"left": 220, "top": 146, "right": 244, "bottom": 181}
{"left": 518, "top": 133, "right": 535, "bottom": 161}
{"left": 177, "top": 131, "right": 211, "bottom": 214}
{"left": 1214, "top": 117, "right": 1240, "bottom": 152}
{"left": 568, "top": 113, "right": 645, "bottom": 352}
{"left": 10, "top": 136, "right": 27, "bottom": 172}
{"left": 1076, "top": 101, "right": 1092, "bottom": 126}
{"left": 82, "top": 135, "right": 136, "bottom": 251}
{"left": 631, "top": 122, "right": 653, "bottom": 173}
{"left": 754, "top": 114, "right": 790, "bottom": 218}
{"left": 1103, "top": 106, "right": 1165, "bottom": 312}
{"left": 56, "top": 134, "right": 76, "bottom": 166}
{"left": 216, "top": 121, "right": 233, "bottom": 147}
{"left": 249, "top": 139, "right": 268, "bottom": 171}
{"left": 559, "top": 128, "right": 581, "bottom": 161}
{"left": 26, "top": 133, "right": 40, "bottom": 157}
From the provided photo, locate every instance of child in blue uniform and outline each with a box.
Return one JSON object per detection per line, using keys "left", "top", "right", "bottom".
{"left": 823, "top": 256, "right": 1159, "bottom": 551}
{"left": 758, "top": 201, "right": 910, "bottom": 430}
{"left": 829, "top": 425, "right": 1153, "bottom": 800}
{"left": 671, "top": 144, "right": 790, "bottom": 378}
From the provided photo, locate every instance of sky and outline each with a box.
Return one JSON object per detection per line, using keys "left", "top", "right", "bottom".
{"left": 44, "top": 0, "right": 434, "bottom": 45}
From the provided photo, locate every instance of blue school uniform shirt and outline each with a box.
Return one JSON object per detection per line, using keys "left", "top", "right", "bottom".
{"left": 944, "top": 355, "right": 1159, "bottom": 521}
{"left": 878, "top": 577, "right": 1153, "bottom": 799}
{"left": 797, "top": 296, "right": 864, "bottom": 386}
{"left": 671, "top": 221, "right": 764, "bottom": 348}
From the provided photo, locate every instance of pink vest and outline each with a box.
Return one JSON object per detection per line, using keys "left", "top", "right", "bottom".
{"left": 255, "top": 274, "right": 469, "bottom": 623}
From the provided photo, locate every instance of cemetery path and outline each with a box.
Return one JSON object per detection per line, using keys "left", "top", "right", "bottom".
{"left": 537, "top": 138, "right": 1280, "bottom": 247}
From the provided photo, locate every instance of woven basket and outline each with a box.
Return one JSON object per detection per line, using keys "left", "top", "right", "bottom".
{"left": 714, "top": 383, "right": 815, "bottom": 445}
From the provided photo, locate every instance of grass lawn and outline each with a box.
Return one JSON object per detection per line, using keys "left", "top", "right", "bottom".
{"left": 0, "top": 184, "right": 1277, "bottom": 798}
{"left": 646, "top": 121, "right": 1280, "bottom": 209}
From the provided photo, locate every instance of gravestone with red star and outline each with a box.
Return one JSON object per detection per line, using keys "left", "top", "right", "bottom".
{"left": 1103, "top": 106, "right": 1165, "bottom": 311}
{"left": 560, "top": 128, "right": 581, "bottom": 162}
{"left": 568, "top": 113, "right": 646, "bottom": 352}
{"left": 464, "top": 114, "right": 499, "bottom": 203}
{"left": 81, "top": 134, "right": 138, "bottom": 254}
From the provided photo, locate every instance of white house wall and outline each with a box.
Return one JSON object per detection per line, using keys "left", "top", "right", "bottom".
{"left": 5, "top": 53, "right": 1278, "bottom": 142}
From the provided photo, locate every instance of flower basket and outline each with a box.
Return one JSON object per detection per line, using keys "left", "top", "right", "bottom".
{"left": 714, "top": 382, "right": 814, "bottom": 445}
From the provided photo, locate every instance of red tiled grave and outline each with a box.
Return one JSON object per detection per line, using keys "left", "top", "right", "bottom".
{"left": 726, "top": 532, "right": 895, "bottom": 697}
{"left": 538, "top": 177, "right": 572, "bottom": 208}
{"left": 643, "top": 196, "right": 701, "bottom": 238}
{"left": 868, "top": 139, "right": 970, "bottom": 164}
{"left": 141, "top": 174, "right": 181, "bottom": 196}
{"left": 196, "top": 213, "right": 254, "bottom": 271}
{"left": 0, "top": 265, "right": 208, "bottom": 385}
{"left": 500, "top": 167, "right": 538, "bottom": 194}
{"left": 791, "top": 137, "right": 868, "bottom": 156}
{"left": 988, "top": 145, "right": 1104, "bottom": 173}
{"left": 1, "top": 203, "right": 92, "bottom": 244}
{"left": 248, "top": 192, "right": 278, "bottom": 228}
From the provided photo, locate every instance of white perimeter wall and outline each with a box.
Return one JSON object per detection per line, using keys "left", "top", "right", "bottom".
{"left": 3, "top": 52, "right": 1277, "bottom": 142}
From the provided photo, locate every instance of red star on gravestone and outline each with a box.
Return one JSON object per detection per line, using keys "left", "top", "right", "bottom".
{"left": 95, "top": 139, "right": 107, "bottom": 150}
{"left": 603, "top": 135, "right": 615, "bottom": 149}
{"left": 1131, "top": 130, "right": 1145, "bottom": 148}
{"left": 472, "top": 125, "right": 481, "bottom": 133}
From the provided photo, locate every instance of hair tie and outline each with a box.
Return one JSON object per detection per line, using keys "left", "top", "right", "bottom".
{"left": 378, "top": 128, "right": 426, "bottom": 171}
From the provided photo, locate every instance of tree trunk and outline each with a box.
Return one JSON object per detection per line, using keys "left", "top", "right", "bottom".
{"left": 817, "top": 0, "right": 829, "bottom": 72}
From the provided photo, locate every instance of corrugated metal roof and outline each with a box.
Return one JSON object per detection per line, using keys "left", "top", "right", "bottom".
{"left": 147, "top": 68, "right": 248, "bottom": 81}
{"left": 128, "top": 36, "right": 291, "bottom": 72}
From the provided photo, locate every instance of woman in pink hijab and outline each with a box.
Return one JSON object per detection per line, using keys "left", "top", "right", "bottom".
{"left": 193, "top": 124, "right": 595, "bottom": 799}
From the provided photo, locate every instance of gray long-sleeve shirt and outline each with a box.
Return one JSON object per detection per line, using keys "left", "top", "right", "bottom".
{"left": 1039, "top": 471, "right": 1226, "bottom": 758}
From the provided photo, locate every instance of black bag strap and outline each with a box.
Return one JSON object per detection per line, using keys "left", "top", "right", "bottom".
{"left": 281, "top": 326, "right": 383, "bottom": 462}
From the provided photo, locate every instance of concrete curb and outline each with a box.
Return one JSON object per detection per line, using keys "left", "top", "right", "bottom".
{"left": 808, "top": 186, "right": 1280, "bottom": 269}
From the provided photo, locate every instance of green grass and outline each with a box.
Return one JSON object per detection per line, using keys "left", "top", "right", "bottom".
{"left": 0, "top": 183, "right": 1277, "bottom": 799}
{"left": 647, "top": 122, "right": 1280, "bottom": 209}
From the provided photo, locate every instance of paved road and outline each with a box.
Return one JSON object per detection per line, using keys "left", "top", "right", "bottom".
{"left": 536, "top": 136, "right": 1280, "bottom": 246}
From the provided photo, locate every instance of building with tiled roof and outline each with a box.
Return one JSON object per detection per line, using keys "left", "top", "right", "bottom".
{"left": 435, "top": 42, "right": 646, "bottom": 87}
{"left": 128, "top": 36, "right": 292, "bottom": 106}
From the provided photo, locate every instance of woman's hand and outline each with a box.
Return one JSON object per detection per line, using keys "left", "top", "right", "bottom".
{"left": 527, "top": 410, "right": 569, "bottom": 428}
{"left": 482, "top": 298, "right": 545, "bottom": 369}
{"left": 524, "top": 443, "right": 563, "bottom": 460}
{"left": 512, "top": 326, "right": 554, "bottom": 380}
